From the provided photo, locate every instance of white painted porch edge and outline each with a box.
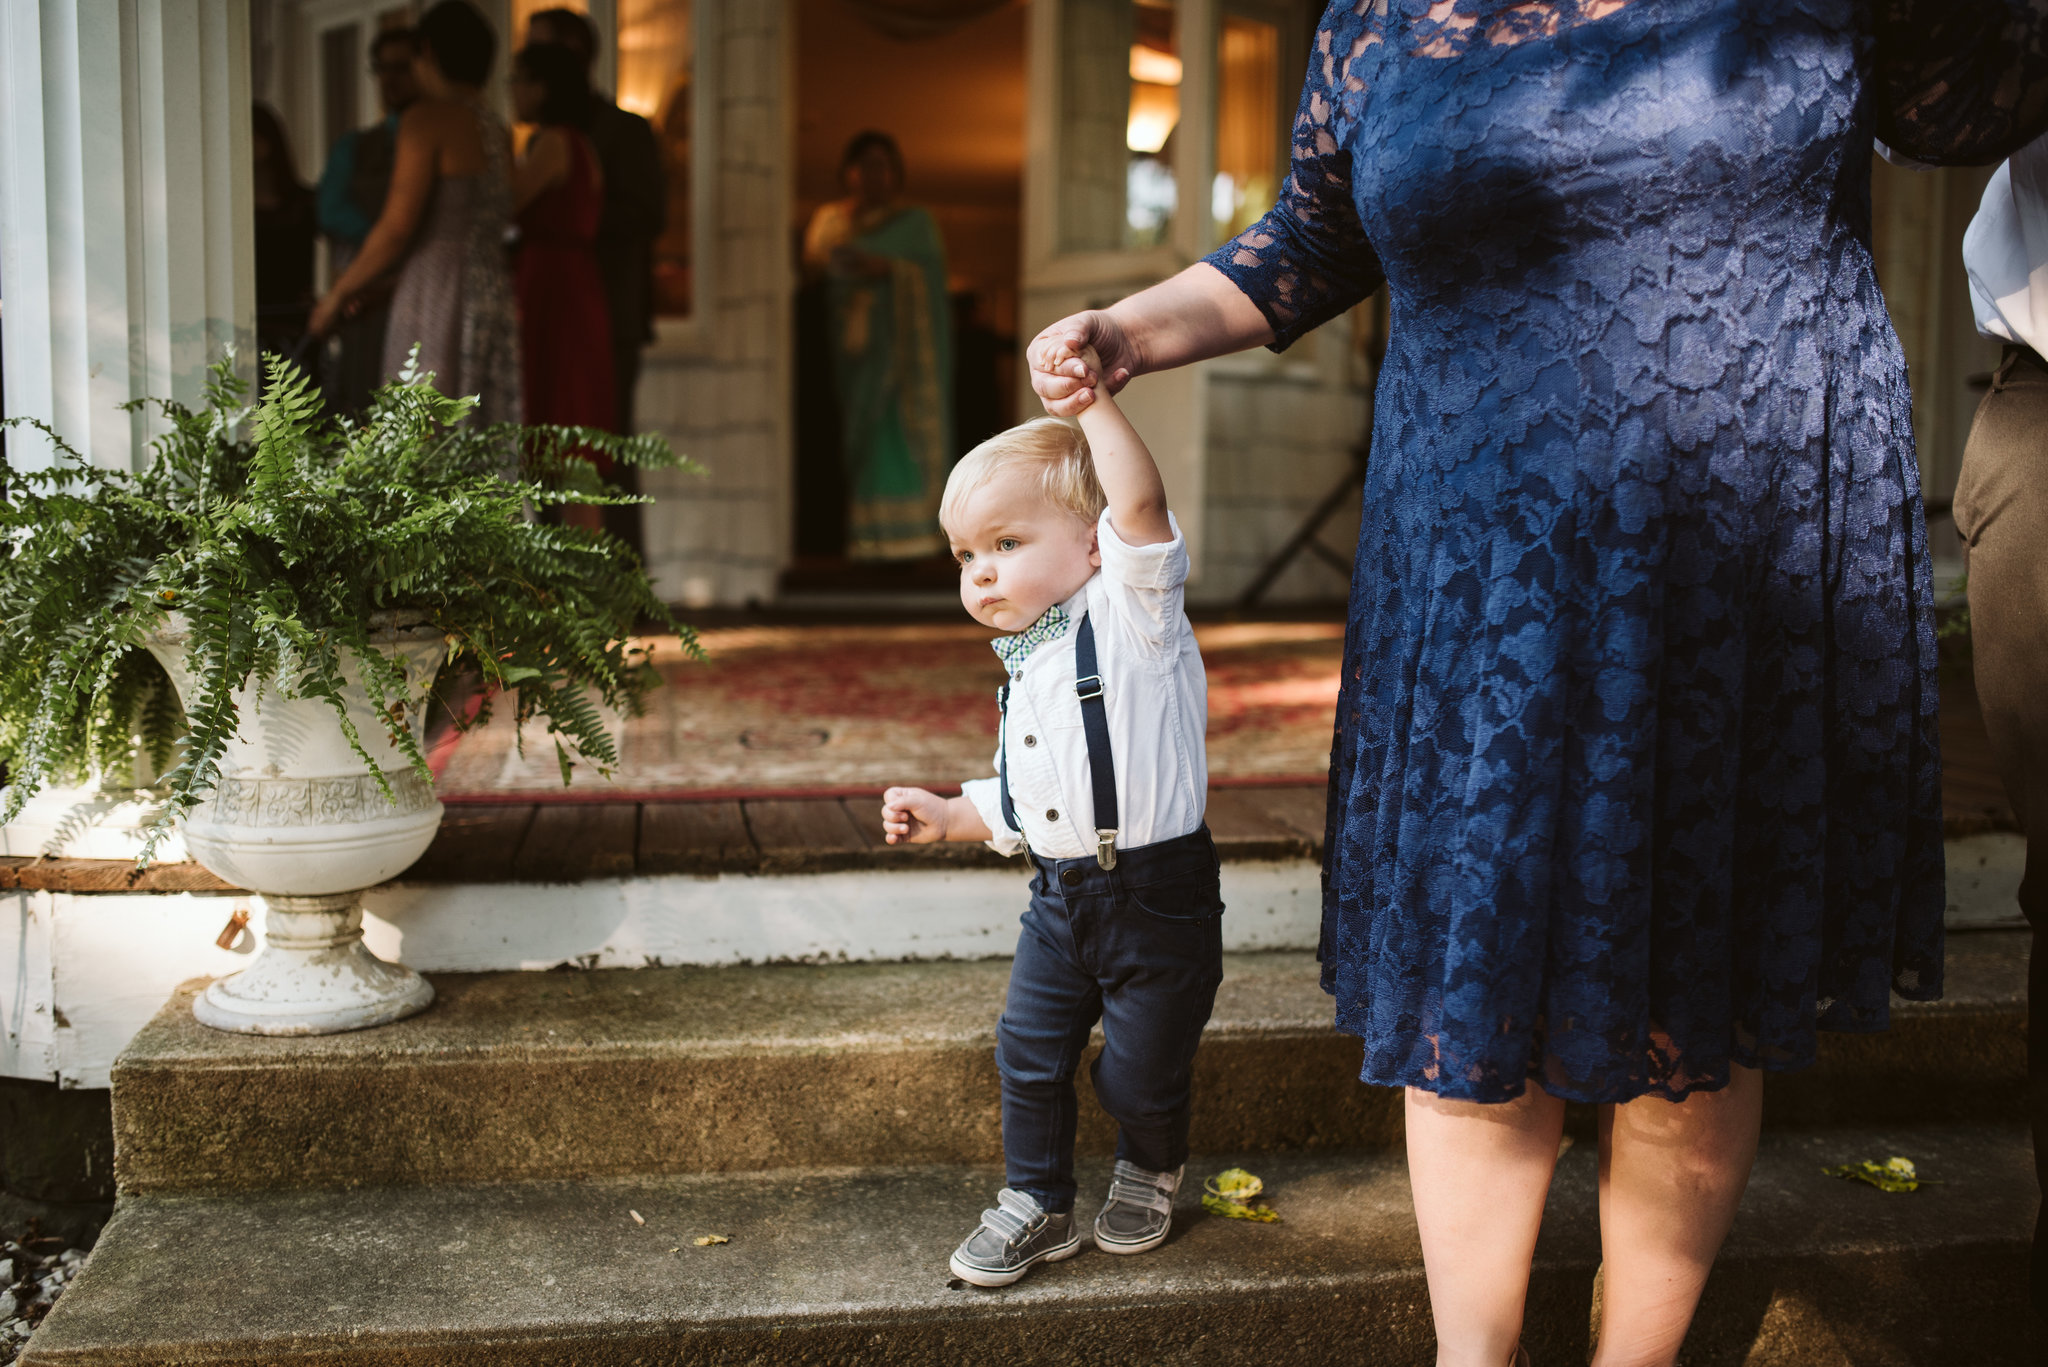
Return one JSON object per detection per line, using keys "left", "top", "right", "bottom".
{"left": 5, "top": 834, "right": 2027, "bottom": 1091}
{"left": 2, "top": 857, "right": 1326, "bottom": 1089}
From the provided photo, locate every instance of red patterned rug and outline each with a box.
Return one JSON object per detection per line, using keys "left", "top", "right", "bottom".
{"left": 430, "top": 621, "right": 1344, "bottom": 802}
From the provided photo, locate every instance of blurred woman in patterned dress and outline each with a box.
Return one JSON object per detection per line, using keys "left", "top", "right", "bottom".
{"left": 308, "top": 0, "right": 519, "bottom": 429}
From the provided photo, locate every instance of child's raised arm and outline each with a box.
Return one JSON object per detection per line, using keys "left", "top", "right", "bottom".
{"left": 1056, "top": 344, "right": 1173, "bottom": 546}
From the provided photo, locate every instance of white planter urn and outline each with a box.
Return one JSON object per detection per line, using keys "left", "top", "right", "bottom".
{"left": 146, "top": 619, "right": 448, "bottom": 1035}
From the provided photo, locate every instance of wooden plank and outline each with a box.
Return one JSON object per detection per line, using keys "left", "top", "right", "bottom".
{"left": 638, "top": 801, "right": 758, "bottom": 874}
{"left": 1237, "top": 785, "right": 1330, "bottom": 852}
{"left": 1202, "top": 788, "right": 1313, "bottom": 861}
{"left": 511, "top": 803, "right": 640, "bottom": 882}
{"left": 405, "top": 806, "right": 537, "bottom": 883}
{"left": 743, "top": 798, "right": 873, "bottom": 872}
{"left": 0, "top": 857, "right": 239, "bottom": 894}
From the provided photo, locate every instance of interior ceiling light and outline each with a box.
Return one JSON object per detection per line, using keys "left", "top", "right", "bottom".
{"left": 1129, "top": 44, "right": 1183, "bottom": 85}
{"left": 1127, "top": 80, "right": 1180, "bottom": 154}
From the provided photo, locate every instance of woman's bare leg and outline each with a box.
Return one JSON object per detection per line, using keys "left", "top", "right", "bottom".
{"left": 1406, "top": 1084, "right": 1569, "bottom": 1367}
{"left": 1590, "top": 1064, "right": 1763, "bottom": 1367}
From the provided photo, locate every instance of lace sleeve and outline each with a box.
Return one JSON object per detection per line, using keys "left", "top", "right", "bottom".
{"left": 1873, "top": 0, "right": 2048, "bottom": 165}
{"left": 1200, "top": 5, "right": 1385, "bottom": 352}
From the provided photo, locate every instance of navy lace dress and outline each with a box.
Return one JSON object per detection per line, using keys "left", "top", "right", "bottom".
{"left": 1204, "top": 0, "right": 2048, "bottom": 1104}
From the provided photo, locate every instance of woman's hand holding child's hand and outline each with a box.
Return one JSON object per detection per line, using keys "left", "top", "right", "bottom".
{"left": 1027, "top": 311, "right": 1137, "bottom": 417}
{"left": 1038, "top": 342, "right": 1106, "bottom": 412}
{"left": 881, "top": 786, "right": 950, "bottom": 844}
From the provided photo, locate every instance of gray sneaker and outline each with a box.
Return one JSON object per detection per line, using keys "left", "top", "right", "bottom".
{"left": 948, "top": 1188, "right": 1082, "bottom": 1287}
{"left": 1093, "top": 1159, "right": 1181, "bottom": 1254}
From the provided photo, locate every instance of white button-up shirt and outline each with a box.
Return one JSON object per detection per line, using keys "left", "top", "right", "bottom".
{"left": 1966, "top": 133, "right": 2048, "bottom": 356}
{"left": 960, "top": 511, "right": 1208, "bottom": 859}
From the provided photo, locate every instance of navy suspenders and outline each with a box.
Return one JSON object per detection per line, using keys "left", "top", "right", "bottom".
{"left": 998, "top": 613, "right": 1120, "bottom": 869}
{"left": 998, "top": 682, "right": 1021, "bottom": 836}
{"left": 1073, "top": 613, "right": 1121, "bottom": 869}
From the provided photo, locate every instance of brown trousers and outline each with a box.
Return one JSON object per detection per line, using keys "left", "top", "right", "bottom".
{"left": 1953, "top": 343, "right": 2048, "bottom": 1314}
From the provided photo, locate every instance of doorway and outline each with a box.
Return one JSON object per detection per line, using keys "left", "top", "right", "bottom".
{"left": 787, "top": 0, "right": 1027, "bottom": 592}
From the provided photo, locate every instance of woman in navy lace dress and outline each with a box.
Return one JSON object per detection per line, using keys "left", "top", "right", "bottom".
{"left": 1031, "top": 3, "right": 2048, "bottom": 1360}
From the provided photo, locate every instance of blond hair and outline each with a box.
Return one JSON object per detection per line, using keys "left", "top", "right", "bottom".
{"left": 939, "top": 417, "right": 1106, "bottom": 534}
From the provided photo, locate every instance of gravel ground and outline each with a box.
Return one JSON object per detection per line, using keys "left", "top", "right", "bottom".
{"left": 2, "top": 1230, "right": 84, "bottom": 1366}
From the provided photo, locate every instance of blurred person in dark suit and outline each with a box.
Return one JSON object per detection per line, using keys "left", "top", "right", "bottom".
{"left": 316, "top": 26, "right": 420, "bottom": 413}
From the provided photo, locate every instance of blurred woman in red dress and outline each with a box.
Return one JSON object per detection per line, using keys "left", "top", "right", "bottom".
{"left": 510, "top": 41, "right": 614, "bottom": 530}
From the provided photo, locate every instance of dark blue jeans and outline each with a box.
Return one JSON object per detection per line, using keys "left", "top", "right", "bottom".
{"left": 997, "top": 827, "right": 1225, "bottom": 1214}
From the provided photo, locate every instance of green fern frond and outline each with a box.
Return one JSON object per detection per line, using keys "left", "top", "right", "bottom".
{"left": 0, "top": 351, "right": 695, "bottom": 864}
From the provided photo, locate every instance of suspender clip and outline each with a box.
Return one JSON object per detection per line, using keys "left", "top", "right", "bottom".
{"left": 1075, "top": 674, "right": 1104, "bottom": 701}
{"left": 1097, "top": 829, "right": 1118, "bottom": 869}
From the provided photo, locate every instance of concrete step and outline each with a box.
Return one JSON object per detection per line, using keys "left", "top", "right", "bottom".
{"left": 24, "top": 1124, "right": 2035, "bottom": 1366}
{"left": 111, "top": 937, "right": 2026, "bottom": 1194}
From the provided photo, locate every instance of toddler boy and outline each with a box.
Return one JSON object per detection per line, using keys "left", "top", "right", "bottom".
{"left": 882, "top": 355, "right": 1223, "bottom": 1287}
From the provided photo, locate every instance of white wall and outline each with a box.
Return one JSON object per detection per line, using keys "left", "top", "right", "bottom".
{"left": 1194, "top": 324, "right": 1370, "bottom": 606}
{"left": 636, "top": 0, "right": 794, "bottom": 609}
{"left": 2, "top": 889, "right": 250, "bottom": 1088}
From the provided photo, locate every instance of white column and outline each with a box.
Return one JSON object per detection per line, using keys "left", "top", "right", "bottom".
{"left": 0, "top": 0, "right": 246, "bottom": 867}
{"left": 0, "top": 0, "right": 255, "bottom": 472}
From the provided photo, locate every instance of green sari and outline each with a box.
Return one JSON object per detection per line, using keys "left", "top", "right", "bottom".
{"left": 812, "top": 202, "right": 954, "bottom": 560}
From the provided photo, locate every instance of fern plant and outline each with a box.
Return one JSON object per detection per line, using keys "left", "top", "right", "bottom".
{"left": 0, "top": 352, "right": 698, "bottom": 859}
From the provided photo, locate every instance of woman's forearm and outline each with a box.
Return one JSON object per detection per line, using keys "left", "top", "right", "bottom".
{"left": 325, "top": 115, "right": 436, "bottom": 309}
{"left": 1110, "top": 262, "right": 1274, "bottom": 376}
{"left": 329, "top": 212, "right": 411, "bottom": 303}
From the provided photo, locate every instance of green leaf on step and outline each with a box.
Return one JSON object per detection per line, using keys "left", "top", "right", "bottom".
{"left": 1202, "top": 1193, "right": 1282, "bottom": 1222}
{"left": 1202, "top": 1168, "right": 1281, "bottom": 1222}
{"left": 1822, "top": 1155, "right": 1937, "bottom": 1193}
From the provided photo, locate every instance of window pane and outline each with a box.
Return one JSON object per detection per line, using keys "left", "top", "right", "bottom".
{"left": 1057, "top": 0, "right": 1178, "bottom": 254}
{"left": 617, "top": 0, "right": 693, "bottom": 317}
{"left": 1124, "top": 0, "right": 1179, "bottom": 249}
{"left": 1213, "top": 14, "right": 1279, "bottom": 245}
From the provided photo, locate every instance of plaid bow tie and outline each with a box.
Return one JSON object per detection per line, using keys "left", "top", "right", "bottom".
{"left": 991, "top": 605, "right": 1070, "bottom": 670}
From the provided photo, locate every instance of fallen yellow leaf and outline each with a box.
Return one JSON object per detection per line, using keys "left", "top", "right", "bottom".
{"left": 1202, "top": 1193, "right": 1282, "bottom": 1222}
{"left": 694, "top": 1234, "right": 731, "bottom": 1246}
{"left": 1822, "top": 1156, "right": 1936, "bottom": 1194}
{"left": 1202, "top": 1168, "right": 1281, "bottom": 1222}
{"left": 1204, "top": 1168, "right": 1265, "bottom": 1202}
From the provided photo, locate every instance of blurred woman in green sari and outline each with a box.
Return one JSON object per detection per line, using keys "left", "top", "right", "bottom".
{"left": 802, "top": 131, "right": 953, "bottom": 560}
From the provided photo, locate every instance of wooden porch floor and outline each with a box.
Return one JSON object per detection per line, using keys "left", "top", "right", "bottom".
{"left": 402, "top": 675, "right": 2023, "bottom": 882}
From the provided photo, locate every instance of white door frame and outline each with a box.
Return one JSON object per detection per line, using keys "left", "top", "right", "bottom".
{"left": 1021, "top": 0, "right": 1221, "bottom": 574}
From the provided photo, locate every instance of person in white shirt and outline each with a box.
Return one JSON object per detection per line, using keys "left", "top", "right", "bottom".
{"left": 881, "top": 359, "right": 1220, "bottom": 1288}
{"left": 1955, "top": 133, "right": 2048, "bottom": 1319}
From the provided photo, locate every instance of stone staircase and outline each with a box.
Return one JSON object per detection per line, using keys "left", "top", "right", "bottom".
{"left": 19, "top": 933, "right": 2036, "bottom": 1365}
